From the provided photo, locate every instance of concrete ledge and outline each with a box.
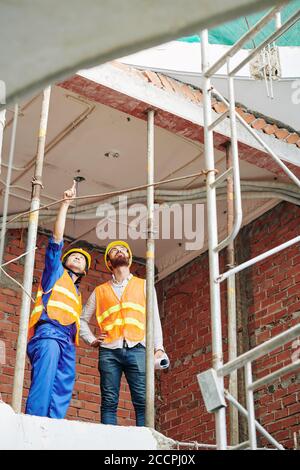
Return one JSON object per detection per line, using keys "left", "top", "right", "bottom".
{"left": 0, "top": 401, "right": 173, "bottom": 450}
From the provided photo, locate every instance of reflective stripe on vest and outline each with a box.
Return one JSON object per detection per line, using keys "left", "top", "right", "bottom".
{"left": 95, "top": 276, "right": 146, "bottom": 342}
{"left": 28, "top": 269, "right": 82, "bottom": 345}
{"left": 103, "top": 317, "right": 145, "bottom": 332}
{"left": 98, "top": 301, "right": 145, "bottom": 324}
{"left": 52, "top": 285, "right": 80, "bottom": 305}
{"left": 31, "top": 304, "right": 44, "bottom": 316}
{"left": 47, "top": 300, "right": 81, "bottom": 323}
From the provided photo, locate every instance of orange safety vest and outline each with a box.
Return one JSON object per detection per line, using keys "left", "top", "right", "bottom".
{"left": 28, "top": 269, "right": 82, "bottom": 345}
{"left": 95, "top": 276, "right": 146, "bottom": 343}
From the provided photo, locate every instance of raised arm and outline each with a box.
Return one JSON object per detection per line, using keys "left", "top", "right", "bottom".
{"left": 53, "top": 181, "right": 76, "bottom": 243}
{"left": 42, "top": 182, "right": 76, "bottom": 291}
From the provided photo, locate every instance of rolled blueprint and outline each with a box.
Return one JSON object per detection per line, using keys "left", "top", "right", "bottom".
{"left": 155, "top": 353, "right": 170, "bottom": 370}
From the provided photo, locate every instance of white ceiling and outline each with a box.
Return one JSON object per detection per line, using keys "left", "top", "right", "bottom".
{"left": 0, "top": 84, "right": 286, "bottom": 280}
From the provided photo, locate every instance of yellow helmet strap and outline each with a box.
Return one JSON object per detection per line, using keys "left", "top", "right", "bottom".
{"left": 69, "top": 268, "right": 85, "bottom": 285}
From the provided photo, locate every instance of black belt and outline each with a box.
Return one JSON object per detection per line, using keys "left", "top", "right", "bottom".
{"left": 99, "top": 341, "right": 144, "bottom": 350}
{"left": 122, "top": 340, "right": 145, "bottom": 349}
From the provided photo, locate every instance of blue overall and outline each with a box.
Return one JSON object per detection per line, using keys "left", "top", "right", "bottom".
{"left": 25, "top": 237, "right": 78, "bottom": 419}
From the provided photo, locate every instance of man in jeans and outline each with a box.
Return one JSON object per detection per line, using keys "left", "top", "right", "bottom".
{"left": 80, "top": 240, "right": 165, "bottom": 426}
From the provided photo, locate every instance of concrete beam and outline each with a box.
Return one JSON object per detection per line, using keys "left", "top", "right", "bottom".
{"left": 0, "top": 402, "right": 173, "bottom": 450}
{"left": 66, "top": 63, "right": 300, "bottom": 172}
{"left": 0, "top": 0, "right": 282, "bottom": 108}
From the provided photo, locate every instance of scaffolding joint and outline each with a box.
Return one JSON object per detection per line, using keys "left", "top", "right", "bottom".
{"left": 31, "top": 177, "right": 44, "bottom": 189}
{"left": 144, "top": 108, "right": 157, "bottom": 116}
{"left": 203, "top": 168, "right": 219, "bottom": 177}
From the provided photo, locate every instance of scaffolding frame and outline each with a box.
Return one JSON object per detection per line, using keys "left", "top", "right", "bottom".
{"left": 12, "top": 87, "right": 51, "bottom": 412}
{"left": 0, "top": 3, "right": 299, "bottom": 450}
{"left": 201, "top": 5, "right": 300, "bottom": 450}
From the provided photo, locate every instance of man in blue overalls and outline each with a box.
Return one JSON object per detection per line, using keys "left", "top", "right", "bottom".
{"left": 25, "top": 182, "right": 91, "bottom": 419}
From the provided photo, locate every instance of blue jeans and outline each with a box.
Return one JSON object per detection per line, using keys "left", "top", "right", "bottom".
{"left": 99, "top": 344, "right": 146, "bottom": 426}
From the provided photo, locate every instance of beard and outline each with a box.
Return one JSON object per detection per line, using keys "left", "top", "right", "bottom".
{"left": 109, "top": 254, "right": 130, "bottom": 269}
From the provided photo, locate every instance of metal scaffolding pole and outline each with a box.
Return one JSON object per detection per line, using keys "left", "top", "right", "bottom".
{"left": 12, "top": 87, "right": 51, "bottom": 413}
{"left": 201, "top": 30, "right": 227, "bottom": 450}
{"left": 229, "top": 9, "right": 300, "bottom": 77}
{"left": 0, "top": 105, "right": 18, "bottom": 272}
{"left": 245, "top": 362, "right": 257, "bottom": 449}
{"left": 0, "top": 109, "right": 6, "bottom": 172}
{"left": 204, "top": 5, "right": 282, "bottom": 78}
{"left": 218, "top": 234, "right": 300, "bottom": 283}
{"left": 225, "top": 142, "right": 239, "bottom": 446}
{"left": 199, "top": 8, "right": 300, "bottom": 451}
{"left": 225, "top": 391, "right": 284, "bottom": 450}
{"left": 145, "top": 109, "right": 155, "bottom": 428}
{"left": 218, "top": 323, "right": 300, "bottom": 377}
{"left": 212, "top": 87, "right": 300, "bottom": 190}
{"left": 215, "top": 61, "right": 243, "bottom": 255}
{"left": 275, "top": 11, "right": 282, "bottom": 29}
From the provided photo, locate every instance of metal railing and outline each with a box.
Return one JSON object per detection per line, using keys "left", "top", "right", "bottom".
{"left": 219, "top": 324, "right": 300, "bottom": 450}
{"left": 201, "top": 5, "right": 300, "bottom": 450}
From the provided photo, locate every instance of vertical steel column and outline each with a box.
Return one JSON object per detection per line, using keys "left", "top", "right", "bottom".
{"left": 201, "top": 30, "right": 227, "bottom": 449}
{"left": 226, "top": 50, "right": 242, "bottom": 445}
{"left": 145, "top": 109, "right": 155, "bottom": 428}
{"left": 245, "top": 362, "right": 257, "bottom": 450}
{"left": 225, "top": 58, "right": 242, "bottom": 444}
{"left": 275, "top": 12, "right": 282, "bottom": 29}
{"left": 0, "top": 109, "right": 6, "bottom": 172}
{"left": 12, "top": 87, "right": 51, "bottom": 412}
{"left": 0, "top": 105, "right": 18, "bottom": 272}
{"left": 226, "top": 142, "right": 239, "bottom": 446}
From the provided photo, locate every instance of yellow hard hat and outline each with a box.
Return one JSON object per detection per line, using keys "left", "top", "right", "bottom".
{"left": 62, "top": 248, "right": 92, "bottom": 272}
{"left": 104, "top": 240, "right": 132, "bottom": 272}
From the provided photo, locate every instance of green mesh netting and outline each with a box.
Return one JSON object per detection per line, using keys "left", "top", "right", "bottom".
{"left": 178, "top": 1, "right": 300, "bottom": 47}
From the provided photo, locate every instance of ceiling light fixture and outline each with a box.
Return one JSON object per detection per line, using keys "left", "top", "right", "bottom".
{"left": 104, "top": 151, "right": 120, "bottom": 159}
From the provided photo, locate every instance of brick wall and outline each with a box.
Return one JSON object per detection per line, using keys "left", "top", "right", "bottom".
{"left": 156, "top": 201, "right": 300, "bottom": 449}
{"left": 0, "top": 201, "right": 299, "bottom": 448}
{"left": 0, "top": 230, "right": 145, "bottom": 426}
